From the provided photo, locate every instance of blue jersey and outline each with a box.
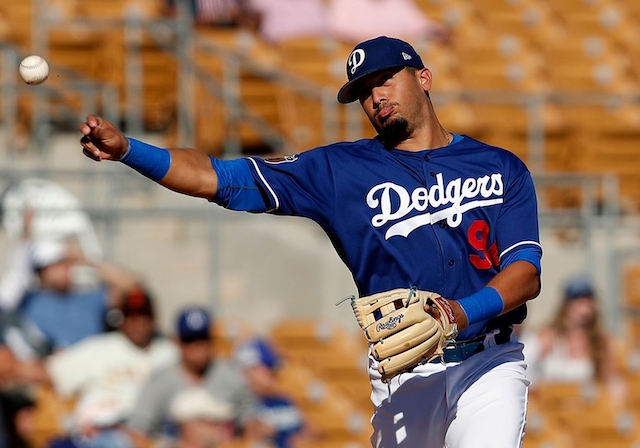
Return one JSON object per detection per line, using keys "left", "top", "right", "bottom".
{"left": 217, "top": 135, "right": 541, "bottom": 339}
{"left": 255, "top": 396, "right": 304, "bottom": 448}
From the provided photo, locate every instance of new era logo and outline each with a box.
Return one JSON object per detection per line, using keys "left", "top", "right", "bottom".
{"left": 402, "top": 52, "right": 412, "bottom": 60}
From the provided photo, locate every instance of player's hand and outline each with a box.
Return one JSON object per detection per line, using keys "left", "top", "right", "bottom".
{"left": 425, "top": 298, "right": 468, "bottom": 331}
{"left": 79, "top": 115, "right": 129, "bottom": 162}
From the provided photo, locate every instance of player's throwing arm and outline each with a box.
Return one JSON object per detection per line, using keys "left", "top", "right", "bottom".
{"left": 79, "top": 115, "right": 219, "bottom": 199}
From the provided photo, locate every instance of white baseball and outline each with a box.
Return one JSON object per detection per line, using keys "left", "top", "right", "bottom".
{"left": 19, "top": 55, "right": 50, "bottom": 85}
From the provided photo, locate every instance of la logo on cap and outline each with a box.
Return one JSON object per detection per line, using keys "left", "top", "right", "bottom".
{"left": 348, "top": 49, "right": 366, "bottom": 75}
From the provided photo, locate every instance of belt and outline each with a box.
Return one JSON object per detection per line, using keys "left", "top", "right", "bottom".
{"left": 430, "top": 326, "right": 514, "bottom": 364}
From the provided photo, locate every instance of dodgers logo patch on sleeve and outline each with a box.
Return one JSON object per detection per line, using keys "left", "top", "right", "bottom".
{"left": 264, "top": 155, "right": 299, "bottom": 165}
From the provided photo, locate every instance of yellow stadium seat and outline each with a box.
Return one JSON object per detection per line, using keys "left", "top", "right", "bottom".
{"left": 436, "top": 100, "right": 486, "bottom": 139}
{"left": 277, "top": 361, "right": 371, "bottom": 445}
{"left": 431, "top": 1, "right": 486, "bottom": 43}
{"left": 31, "top": 385, "right": 76, "bottom": 448}
{"left": 563, "top": 410, "right": 640, "bottom": 448}
{"left": 270, "top": 319, "right": 366, "bottom": 359}
{"left": 453, "top": 37, "right": 546, "bottom": 92}
{"left": 275, "top": 37, "right": 347, "bottom": 85}
{"left": 211, "top": 318, "right": 254, "bottom": 357}
{"left": 74, "top": 0, "right": 164, "bottom": 19}
{"left": 1, "top": 1, "right": 33, "bottom": 48}
{"left": 48, "top": 28, "right": 104, "bottom": 80}
{"left": 624, "top": 265, "right": 640, "bottom": 308}
{"left": 544, "top": 58, "right": 635, "bottom": 93}
{"left": 522, "top": 404, "right": 574, "bottom": 448}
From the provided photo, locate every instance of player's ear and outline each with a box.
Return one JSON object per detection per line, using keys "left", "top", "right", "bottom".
{"left": 417, "top": 68, "right": 433, "bottom": 93}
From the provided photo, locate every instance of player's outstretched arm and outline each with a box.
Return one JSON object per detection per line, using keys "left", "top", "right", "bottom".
{"left": 79, "top": 115, "right": 219, "bottom": 199}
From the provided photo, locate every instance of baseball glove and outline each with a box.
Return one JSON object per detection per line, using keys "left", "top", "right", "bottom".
{"left": 344, "top": 287, "right": 458, "bottom": 381}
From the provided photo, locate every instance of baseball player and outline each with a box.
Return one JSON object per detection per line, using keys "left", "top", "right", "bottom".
{"left": 79, "top": 36, "right": 542, "bottom": 448}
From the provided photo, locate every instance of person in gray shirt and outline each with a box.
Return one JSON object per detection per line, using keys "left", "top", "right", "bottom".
{"left": 127, "top": 306, "right": 256, "bottom": 440}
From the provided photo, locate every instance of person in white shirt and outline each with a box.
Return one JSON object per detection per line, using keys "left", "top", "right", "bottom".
{"left": 521, "top": 275, "right": 624, "bottom": 403}
{"left": 45, "top": 287, "right": 179, "bottom": 427}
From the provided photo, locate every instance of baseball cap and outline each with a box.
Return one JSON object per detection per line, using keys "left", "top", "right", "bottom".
{"left": 235, "top": 338, "right": 282, "bottom": 370}
{"left": 29, "top": 239, "right": 68, "bottom": 270}
{"left": 177, "top": 307, "right": 211, "bottom": 342}
{"left": 337, "top": 36, "right": 425, "bottom": 104}
{"left": 564, "top": 275, "right": 596, "bottom": 301}
{"left": 120, "top": 287, "right": 154, "bottom": 317}
{"left": 170, "top": 388, "right": 233, "bottom": 423}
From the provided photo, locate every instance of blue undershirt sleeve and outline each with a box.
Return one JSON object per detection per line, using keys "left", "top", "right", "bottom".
{"left": 210, "top": 157, "right": 268, "bottom": 212}
{"left": 500, "top": 246, "right": 542, "bottom": 275}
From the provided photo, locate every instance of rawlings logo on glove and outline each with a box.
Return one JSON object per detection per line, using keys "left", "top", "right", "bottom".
{"left": 340, "top": 287, "right": 458, "bottom": 382}
{"left": 377, "top": 314, "right": 405, "bottom": 332}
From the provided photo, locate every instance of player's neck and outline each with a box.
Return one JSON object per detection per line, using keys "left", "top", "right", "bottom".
{"left": 394, "top": 123, "right": 451, "bottom": 152}
{"left": 391, "top": 103, "right": 450, "bottom": 151}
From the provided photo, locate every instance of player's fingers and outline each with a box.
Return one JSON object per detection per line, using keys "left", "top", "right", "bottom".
{"left": 80, "top": 135, "right": 93, "bottom": 147}
{"left": 82, "top": 147, "right": 101, "bottom": 162}
{"left": 424, "top": 304, "right": 441, "bottom": 320}
{"left": 79, "top": 115, "right": 102, "bottom": 136}
{"left": 83, "top": 115, "right": 109, "bottom": 139}
{"left": 81, "top": 136, "right": 102, "bottom": 161}
{"left": 85, "top": 115, "right": 100, "bottom": 128}
{"left": 79, "top": 121, "right": 91, "bottom": 136}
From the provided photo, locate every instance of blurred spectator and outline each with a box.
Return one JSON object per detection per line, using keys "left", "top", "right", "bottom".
{"left": 0, "top": 331, "right": 21, "bottom": 389}
{"left": 165, "top": 388, "right": 236, "bottom": 448}
{"left": 0, "top": 208, "right": 34, "bottom": 313}
{"left": 128, "top": 306, "right": 255, "bottom": 441}
{"left": 42, "top": 288, "right": 178, "bottom": 433}
{"left": 327, "top": 0, "right": 451, "bottom": 45}
{"left": 0, "top": 388, "right": 36, "bottom": 448}
{"left": 235, "top": 338, "right": 307, "bottom": 448}
{"left": 521, "top": 275, "right": 624, "bottom": 400}
{"left": 0, "top": 310, "right": 51, "bottom": 363}
{"left": 0, "top": 232, "right": 139, "bottom": 352}
{"left": 166, "top": 0, "right": 260, "bottom": 29}
{"left": 247, "top": 0, "right": 329, "bottom": 43}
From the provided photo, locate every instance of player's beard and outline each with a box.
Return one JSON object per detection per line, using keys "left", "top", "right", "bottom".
{"left": 378, "top": 116, "right": 410, "bottom": 148}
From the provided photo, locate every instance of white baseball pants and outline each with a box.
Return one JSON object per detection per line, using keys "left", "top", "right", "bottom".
{"left": 369, "top": 338, "right": 530, "bottom": 448}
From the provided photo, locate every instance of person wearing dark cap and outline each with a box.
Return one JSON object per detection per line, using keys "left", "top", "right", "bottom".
{"left": 37, "top": 288, "right": 179, "bottom": 446}
{"left": 79, "top": 34, "right": 542, "bottom": 447}
{"left": 127, "top": 306, "right": 255, "bottom": 442}
{"left": 521, "top": 275, "right": 624, "bottom": 400}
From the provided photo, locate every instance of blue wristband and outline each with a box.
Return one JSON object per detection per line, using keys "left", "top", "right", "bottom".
{"left": 457, "top": 287, "right": 504, "bottom": 326}
{"left": 120, "top": 138, "right": 172, "bottom": 182}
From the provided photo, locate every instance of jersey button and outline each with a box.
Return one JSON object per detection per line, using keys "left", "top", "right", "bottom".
{"left": 448, "top": 259, "right": 455, "bottom": 266}
{"left": 424, "top": 155, "right": 430, "bottom": 162}
{"left": 439, "top": 221, "right": 447, "bottom": 229}
{"left": 430, "top": 171, "right": 436, "bottom": 177}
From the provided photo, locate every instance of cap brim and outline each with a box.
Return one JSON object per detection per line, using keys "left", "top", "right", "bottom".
{"left": 337, "top": 65, "right": 412, "bottom": 104}
{"left": 337, "top": 78, "right": 363, "bottom": 104}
